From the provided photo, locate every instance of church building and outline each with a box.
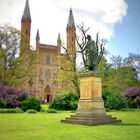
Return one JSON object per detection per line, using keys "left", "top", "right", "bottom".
{"left": 20, "top": 0, "right": 76, "bottom": 102}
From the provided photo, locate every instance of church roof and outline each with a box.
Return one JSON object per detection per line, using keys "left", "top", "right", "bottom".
{"left": 39, "top": 44, "right": 57, "bottom": 50}
{"left": 67, "top": 8, "right": 75, "bottom": 28}
{"left": 21, "top": 0, "right": 31, "bottom": 21}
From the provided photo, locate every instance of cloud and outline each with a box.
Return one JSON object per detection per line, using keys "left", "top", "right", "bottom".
{"left": 29, "top": 0, "right": 128, "bottom": 45}
{"left": 0, "top": 0, "right": 128, "bottom": 47}
{"left": 57, "top": 0, "right": 127, "bottom": 36}
{"left": 8, "top": 1, "right": 13, "bottom": 6}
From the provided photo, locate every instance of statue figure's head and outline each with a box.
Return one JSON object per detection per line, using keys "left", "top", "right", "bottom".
{"left": 87, "top": 35, "right": 91, "bottom": 40}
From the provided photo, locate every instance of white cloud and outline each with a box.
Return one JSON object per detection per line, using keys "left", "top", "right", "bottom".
{"left": 0, "top": 0, "right": 128, "bottom": 47}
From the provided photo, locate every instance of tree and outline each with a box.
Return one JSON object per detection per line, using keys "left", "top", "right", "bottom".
{"left": 103, "top": 66, "right": 138, "bottom": 92}
{"left": 76, "top": 23, "right": 105, "bottom": 71}
{"left": 99, "top": 54, "right": 139, "bottom": 92}
{"left": 110, "top": 55, "right": 123, "bottom": 69}
{"left": 123, "top": 53, "right": 140, "bottom": 79}
{"left": 98, "top": 54, "right": 138, "bottom": 92}
{"left": 56, "top": 42, "right": 80, "bottom": 95}
{"left": 56, "top": 23, "right": 105, "bottom": 94}
{"left": 98, "top": 56, "right": 112, "bottom": 88}
{"left": 0, "top": 24, "right": 34, "bottom": 86}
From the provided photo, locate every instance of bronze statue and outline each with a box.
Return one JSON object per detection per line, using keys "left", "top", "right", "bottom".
{"left": 85, "top": 35, "right": 98, "bottom": 71}
{"left": 84, "top": 34, "right": 104, "bottom": 71}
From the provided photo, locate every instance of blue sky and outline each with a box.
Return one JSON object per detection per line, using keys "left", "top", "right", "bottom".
{"left": 108, "top": 0, "right": 140, "bottom": 58}
{"left": 0, "top": 0, "right": 139, "bottom": 59}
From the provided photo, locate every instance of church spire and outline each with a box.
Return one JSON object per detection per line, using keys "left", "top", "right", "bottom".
{"left": 57, "top": 32, "right": 61, "bottom": 43}
{"left": 36, "top": 29, "right": 40, "bottom": 41}
{"left": 20, "top": 0, "right": 31, "bottom": 53}
{"left": 57, "top": 32, "right": 61, "bottom": 54}
{"left": 66, "top": 8, "right": 76, "bottom": 60}
{"left": 67, "top": 8, "right": 75, "bottom": 29}
{"left": 21, "top": 0, "right": 31, "bottom": 21}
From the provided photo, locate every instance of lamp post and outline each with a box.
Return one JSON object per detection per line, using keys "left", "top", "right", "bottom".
{"left": 28, "top": 78, "right": 33, "bottom": 93}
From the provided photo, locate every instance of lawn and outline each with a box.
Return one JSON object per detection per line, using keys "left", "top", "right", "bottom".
{"left": 0, "top": 108, "right": 140, "bottom": 140}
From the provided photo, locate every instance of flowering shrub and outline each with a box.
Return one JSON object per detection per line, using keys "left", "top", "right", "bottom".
{"left": 0, "top": 84, "right": 41, "bottom": 111}
{"left": 124, "top": 87, "right": 140, "bottom": 108}
{"left": 124, "top": 87, "right": 140, "bottom": 99}
{"left": 0, "top": 84, "right": 26, "bottom": 108}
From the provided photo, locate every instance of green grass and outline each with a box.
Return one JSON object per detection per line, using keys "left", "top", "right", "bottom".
{"left": 0, "top": 109, "right": 140, "bottom": 140}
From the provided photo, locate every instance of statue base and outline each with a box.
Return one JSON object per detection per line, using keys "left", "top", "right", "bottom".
{"left": 61, "top": 73, "right": 121, "bottom": 125}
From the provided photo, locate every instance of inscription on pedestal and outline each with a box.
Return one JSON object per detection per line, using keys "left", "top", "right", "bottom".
{"left": 80, "top": 76, "right": 102, "bottom": 99}
{"left": 80, "top": 82, "right": 91, "bottom": 98}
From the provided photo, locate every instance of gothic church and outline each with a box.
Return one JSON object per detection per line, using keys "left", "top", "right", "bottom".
{"left": 20, "top": 0, "right": 76, "bottom": 102}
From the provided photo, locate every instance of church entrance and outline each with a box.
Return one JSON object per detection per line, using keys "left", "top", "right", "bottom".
{"left": 44, "top": 85, "right": 52, "bottom": 103}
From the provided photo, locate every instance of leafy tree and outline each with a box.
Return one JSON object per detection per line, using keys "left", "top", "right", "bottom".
{"left": 123, "top": 53, "right": 140, "bottom": 79}
{"left": 56, "top": 42, "right": 80, "bottom": 95}
{"left": 105, "top": 66, "right": 138, "bottom": 92}
{"left": 110, "top": 55, "right": 123, "bottom": 69}
{"left": 0, "top": 24, "right": 35, "bottom": 86}
{"left": 98, "top": 56, "right": 112, "bottom": 88}
{"left": 100, "top": 54, "right": 139, "bottom": 92}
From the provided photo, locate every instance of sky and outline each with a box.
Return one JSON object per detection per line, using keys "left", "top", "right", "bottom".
{"left": 0, "top": 0, "right": 140, "bottom": 59}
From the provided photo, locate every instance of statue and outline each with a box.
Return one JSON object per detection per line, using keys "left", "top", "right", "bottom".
{"left": 76, "top": 31, "right": 105, "bottom": 72}
{"left": 85, "top": 35, "right": 98, "bottom": 71}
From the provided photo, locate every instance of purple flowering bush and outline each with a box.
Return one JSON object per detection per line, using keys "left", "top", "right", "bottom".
{"left": 0, "top": 84, "right": 26, "bottom": 108}
{"left": 124, "top": 87, "right": 140, "bottom": 108}
{"left": 0, "top": 84, "right": 41, "bottom": 111}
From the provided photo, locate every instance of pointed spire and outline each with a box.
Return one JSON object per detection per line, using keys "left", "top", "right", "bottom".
{"left": 21, "top": 0, "right": 31, "bottom": 21}
{"left": 57, "top": 32, "right": 61, "bottom": 42}
{"left": 36, "top": 29, "right": 40, "bottom": 40}
{"left": 67, "top": 8, "right": 75, "bottom": 29}
{"left": 57, "top": 33, "right": 61, "bottom": 54}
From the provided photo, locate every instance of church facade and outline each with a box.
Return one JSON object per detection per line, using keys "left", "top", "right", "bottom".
{"left": 20, "top": 0, "right": 76, "bottom": 102}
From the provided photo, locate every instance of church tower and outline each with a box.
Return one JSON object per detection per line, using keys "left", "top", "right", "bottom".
{"left": 66, "top": 8, "right": 76, "bottom": 60}
{"left": 21, "top": 0, "right": 31, "bottom": 53}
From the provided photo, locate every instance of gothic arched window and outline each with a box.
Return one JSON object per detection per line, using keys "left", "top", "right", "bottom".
{"left": 46, "top": 55, "right": 50, "bottom": 65}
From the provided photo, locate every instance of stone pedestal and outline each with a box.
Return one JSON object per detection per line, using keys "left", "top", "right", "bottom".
{"left": 61, "top": 73, "right": 121, "bottom": 125}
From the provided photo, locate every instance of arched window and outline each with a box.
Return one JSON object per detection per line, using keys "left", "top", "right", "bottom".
{"left": 46, "top": 55, "right": 50, "bottom": 64}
